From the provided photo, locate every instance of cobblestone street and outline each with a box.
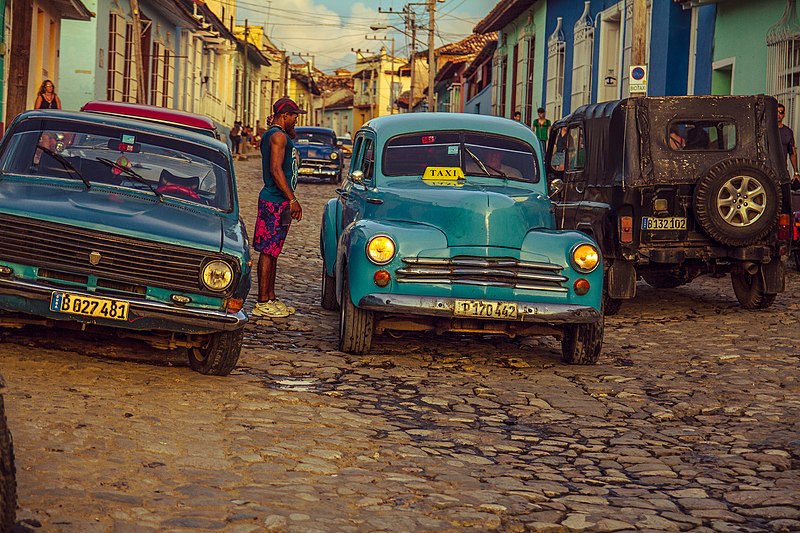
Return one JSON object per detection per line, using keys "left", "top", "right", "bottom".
{"left": 1, "top": 156, "right": 799, "bottom": 532}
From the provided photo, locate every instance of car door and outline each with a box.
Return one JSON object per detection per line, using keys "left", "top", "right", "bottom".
{"left": 547, "top": 124, "right": 584, "bottom": 230}
{"left": 339, "top": 132, "right": 375, "bottom": 232}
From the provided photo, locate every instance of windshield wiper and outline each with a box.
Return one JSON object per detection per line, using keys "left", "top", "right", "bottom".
{"left": 95, "top": 157, "right": 163, "bottom": 201}
{"left": 463, "top": 146, "right": 507, "bottom": 178}
{"left": 36, "top": 144, "right": 90, "bottom": 189}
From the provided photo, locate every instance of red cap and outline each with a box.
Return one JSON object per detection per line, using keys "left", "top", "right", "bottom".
{"left": 272, "top": 96, "right": 307, "bottom": 115}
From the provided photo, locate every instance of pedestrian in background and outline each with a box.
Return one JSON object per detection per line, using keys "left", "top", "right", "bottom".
{"left": 777, "top": 103, "right": 800, "bottom": 190}
{"left": 34, "top": 80, "right": 61, "bottom": 110}
{"left": 512, "top": 111, "right": 522, "bottom": 122}
{"left": 534, "top": 108, "right": 551, "bottom": 153}
{"left": 230, "top": 121, "right": 242, "bottom": 155}
{"left": 251, "top": 96, "right": 305, "bottom": 318}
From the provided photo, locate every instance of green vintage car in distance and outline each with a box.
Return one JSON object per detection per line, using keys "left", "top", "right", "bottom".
{"left": 0, "top": 110, "right": 251, "bottom": 375}
{"left": 320, "top": 113, "right": 604, "bottom": 364}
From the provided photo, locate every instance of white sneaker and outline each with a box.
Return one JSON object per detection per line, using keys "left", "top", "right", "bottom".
{"left": 273, "top": 299, "right": 296, "bottom": 315}
{"left": 252, "top": 301, "right": 289, "bottom": 318}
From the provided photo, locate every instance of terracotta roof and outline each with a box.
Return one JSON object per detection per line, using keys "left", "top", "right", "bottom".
{"left": 325, "top": 95, "right": 354, "bottom": 110}
{"left": 474, "top": 0, "right": 537, "bottom": 34}
{"left": 317, "top": 74, "right": 354, "bottom": 92}
{"left": 463, "top": 39, "right": 497, "bottom": 78}
{"left": 436, "top": 32, "right": 497, "bottom": 57}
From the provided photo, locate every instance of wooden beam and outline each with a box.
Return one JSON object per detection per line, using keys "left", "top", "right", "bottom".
{"left": 6, "top": 0, "right": 34, "bottom": 125}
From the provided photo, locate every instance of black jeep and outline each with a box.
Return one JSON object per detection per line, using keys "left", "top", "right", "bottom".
{"left": 546, "top": 95, "right": 793, "bottom": 314}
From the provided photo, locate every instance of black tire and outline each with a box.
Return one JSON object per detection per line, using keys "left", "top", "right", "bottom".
{"left": 561, "top": 317, "right": 604, "bottom": 365}
{"left": 603, "top": 292, "right": 623, "bottom": 316}
{"left": 338, "top": 274, "right": 373, "bottom": 354}
{"left": 188, "top": 329, "right": 243, "bottom": 375}
{"left": 694, "top": 159, "right": 781, "bottom": 246}
{"left": 321, "top": 263, "right": 338, "bottom": 310}
{"left": 731, "top": 270, "right": 776, "bottom": 310}
{"left": 0, "top": 395, "right": 16, "bottom": 532}
{"left": 642, "top": 274, "right": 684, "bottom": 289}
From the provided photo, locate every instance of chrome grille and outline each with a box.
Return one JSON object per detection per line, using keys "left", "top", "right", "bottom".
{"left": 396, "top": 256, "right": 568, "bottom": 292}
{"left": 0, "top": 213, "right": 231, "bottom": 296}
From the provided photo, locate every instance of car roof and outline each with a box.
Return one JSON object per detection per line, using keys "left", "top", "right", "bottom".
{"left": 15, "top": 109, "right": 228, "bottom": 152}
{"left": 295, "top": 126, "right": 336, "bottom": 133}
{"left": 360, "top": 113, "right": 539, "bottom": 145}
{"left": 81, "top": 101, "right": 217, "bottom": 133}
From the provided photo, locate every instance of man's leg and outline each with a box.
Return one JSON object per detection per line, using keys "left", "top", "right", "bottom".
{"left": 258, "top": 252, "right": 277, "bottom": 302}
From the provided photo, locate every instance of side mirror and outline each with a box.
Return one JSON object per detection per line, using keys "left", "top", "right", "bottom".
{"left": 351, "top": 169, "right": 364, "bottom": 184}
{"left": 549, "top": 178, "right": 564, "bottom": 198}
{"left": 336, "top": 140, "right": 343, "bottom": 147}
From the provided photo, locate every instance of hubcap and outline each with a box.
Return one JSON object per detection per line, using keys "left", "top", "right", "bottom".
{"left": 716, "top": 175, "right": 767, "bottom": 227}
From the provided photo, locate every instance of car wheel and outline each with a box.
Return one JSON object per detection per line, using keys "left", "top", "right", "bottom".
{"left": 188, "top": 329, "right": 243, "bottom": 375}
{"left": 338, "top": 273, "right": 373, "bottom": 354}
{"left": 321, "top": 263, "right": 338, "bottom": 310}
{"left": 694, "top": 159, "right": 781, "bottom": 246}
{"left": 731, "top": 269, "right": 776, "bottom": 310}
{"left": 603, "top": 292, "right": 623, "bottom": 316}
{"left": 0, "top": 394, "right": 16, "bottom": 532}
{"left": 561, "top": 317, "right": 604, "bottom": 365}
{"left": 642, "top": 274, "right": 684, "bottom": 289}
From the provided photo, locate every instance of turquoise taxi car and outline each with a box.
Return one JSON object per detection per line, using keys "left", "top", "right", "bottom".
{"left": 320, "top": 113, "right": 604, "bottom": 364}
{"left": 0, "top": 109, "right": 250, "bottom": 375}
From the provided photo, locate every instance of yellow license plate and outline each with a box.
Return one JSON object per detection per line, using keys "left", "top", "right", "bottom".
{"left": 299, "top": 167, "right": 315, "bottom": 175}
{"left": 49, "top": 292, "right": 129, "bottom": 321}
{"left": 641, "top": 217, "right": 687, "bottom": 230}
{"left": 454, "top": 300, "right": 518, "bottom": 319}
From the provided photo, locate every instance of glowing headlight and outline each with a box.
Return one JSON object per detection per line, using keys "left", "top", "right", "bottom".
{"left": 330, "top": 152, "right": 338, "bottom": 160}
{"left": 571, "top": 244, "right": 600, "bottom": 273}
{"left": 366, "top": 236, "right": 396, "bottom": 265}
{"left": 201, "top": 260, "right": 234, "bottom": 291}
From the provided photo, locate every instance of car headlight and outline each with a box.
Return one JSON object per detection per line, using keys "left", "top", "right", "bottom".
{"left": 366, "top": 236, "right": 396, "bottom": 265}
{"left": 330, "top": 152, "right": 338, "bottom": 160}
{"left": 201, "top": 260, "right": 234, "bottom": 291}
{"left": 571, "top": 243, "right": 600, "bottom": 273}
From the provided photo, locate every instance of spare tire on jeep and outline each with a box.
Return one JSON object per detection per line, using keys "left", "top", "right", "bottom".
{"left": 693, "top": 159, "right": 781, "bottom": 247}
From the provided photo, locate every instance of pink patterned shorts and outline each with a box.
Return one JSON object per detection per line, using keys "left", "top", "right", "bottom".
{"left": 253, "top": 199, "right": 290, "bottom": 257}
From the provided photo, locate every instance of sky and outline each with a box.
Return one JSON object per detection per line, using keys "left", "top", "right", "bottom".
{"left": 235, "top": 0, "right": 498, "bottom": 73}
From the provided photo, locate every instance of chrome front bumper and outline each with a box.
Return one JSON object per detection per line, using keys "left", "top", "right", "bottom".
{"left": 358, "top": 293, "right": 600, "bottom": 324}
{"left": 0, "top": 277, "right": 247, "bottom": 333}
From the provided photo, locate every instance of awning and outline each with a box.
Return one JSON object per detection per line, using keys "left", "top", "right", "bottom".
{"left": 48, "top": 0, "right": 93, "bottom": 21}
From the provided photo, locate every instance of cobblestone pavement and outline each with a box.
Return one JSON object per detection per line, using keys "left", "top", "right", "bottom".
{"left": 1, "top": 156, "right": 799, "bottom": 532}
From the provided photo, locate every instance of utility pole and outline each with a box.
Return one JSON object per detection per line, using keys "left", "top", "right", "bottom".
{"left": 631, "top": 0, "right": 647, "bottom": 71}
{"left": 409, "top": 9, "right": 417, "bottom": 112}
{"left": 292, "top": 52, "right": 314, "bottom": 123}
{"left": 130, "top": 0, "right": 147, "bottom": 103}
{"left": 243, "top": 19, "right": 250, "bottom": 125}
{"left": 427, "top": 0, "right": 435, "bottom": 112}
{"left": 6, "top": 0, "right": 33, "bottom": 125}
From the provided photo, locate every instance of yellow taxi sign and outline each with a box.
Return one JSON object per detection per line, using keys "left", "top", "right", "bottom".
{"left": 422, "top": 166, "right": 464, "bottom": 181}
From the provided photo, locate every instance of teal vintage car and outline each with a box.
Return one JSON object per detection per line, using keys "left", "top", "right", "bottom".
{"left": 0, "top": 109, "right": 250, "bottom": 375}
{"left": 320, "top": 113, "right": 604, "bottom": 364}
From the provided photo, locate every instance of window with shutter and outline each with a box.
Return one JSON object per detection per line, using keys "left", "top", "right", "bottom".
{"left": 767, "top": 0, "right": 800, "bottom": 136}
{"left": 571, "top": 2, "right": 594, "bottom": 110}
{"left": 546, "top": 17, "right": 565, "bottom": 120}
{"left": 107, "top": 13, "right": 125, "bottom": 101}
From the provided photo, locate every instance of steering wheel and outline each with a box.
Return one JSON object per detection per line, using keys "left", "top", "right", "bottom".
{"left": 155, "top": 183, "right": 200, "bottom": 200}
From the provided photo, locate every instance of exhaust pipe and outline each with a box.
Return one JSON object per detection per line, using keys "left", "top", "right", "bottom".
{"left": 742, "top": 261, "right": 759, "bottom": 275}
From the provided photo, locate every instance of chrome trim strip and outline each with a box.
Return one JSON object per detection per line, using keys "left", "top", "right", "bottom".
{"left": 358, "top": 293, "right": 600, "bottom": 324}
{"left": 402, "top": 257, "right": 564, "bottom": 271}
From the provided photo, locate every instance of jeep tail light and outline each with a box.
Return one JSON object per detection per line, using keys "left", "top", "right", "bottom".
{"left": 777, "top": 214, "right": 791, "bottom": 241}
{"left": 619, "top": 216, "right": 633, "bottom": 243}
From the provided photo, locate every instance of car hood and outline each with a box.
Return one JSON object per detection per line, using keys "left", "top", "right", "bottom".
{"left": 295, "top": 143, "right": 334, "bottom": 159}
{"left": 376, "top": 179, "right": 553, "bottom": 248}
{"left": 0, "top": 180, "right": 223, "bottom": 251}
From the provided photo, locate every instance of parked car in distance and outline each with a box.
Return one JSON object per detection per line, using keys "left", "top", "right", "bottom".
{"left": 320, "top": 113, "right": 604, "bottom": 364}
{"left": 81, "top": 100, "right": 220, "bottom": 139}
{"left": 338, "top": 136, "right": 353, "bottom": 157}
{"left": 294, "top": 126, "right": 344, "bottom": 183}
{"left": 546, "top": 95, "right": 793, "bottom": 314}
{"left": 0, "top": 375, "right": 15, "bottom": 532}
{"left": 0, "top": 110, "right": 250, "bottom": 375}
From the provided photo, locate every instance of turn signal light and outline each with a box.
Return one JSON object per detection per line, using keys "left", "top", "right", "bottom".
{"left": 777, "top": 214, "right": 791, "bottom": 241}
{"left": 0, "top": 266, "right": 12, "bottom": 275}
{"left": 619, "top": 216, "right": 633, "bottom": 243}
{"left": 374, "top": 270, "right": 391, "bottom": 287}
{"left": 226, "top": 298, "right": 244, "bottom": 313}
{"left": 574, "top": 278, "right": 590, "bottom": 295}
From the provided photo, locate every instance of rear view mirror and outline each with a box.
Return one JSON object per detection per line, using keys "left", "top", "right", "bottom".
{"left": 351, "top": 170, "right": 364, "bottom": 184}
{"left": 549, "top": 178, "right": 564, "bottom": 198}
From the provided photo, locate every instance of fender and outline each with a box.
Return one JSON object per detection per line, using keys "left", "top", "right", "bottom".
{"left": 320, "top": 198, "right": 340, "bottom": 277}
{"left": 762, "top": 255, "right": 785, "bottom": 294}
{"left": 607, "top": 259, "right": 636, "bottom": 299}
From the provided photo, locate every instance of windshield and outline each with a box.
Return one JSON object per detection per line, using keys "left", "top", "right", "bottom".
{"left": 383, "top": 131, "right": 538, "bottom": 182}
{"left": 0, "top": 118, "right": 233, "bottom": 210}
{"left": 295, "top": 130, "right": 336, "bottom": 146}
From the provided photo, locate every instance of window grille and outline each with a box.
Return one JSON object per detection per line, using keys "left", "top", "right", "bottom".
{"left": 524, "top": 35, "right": 536, "bottom": 125}
{"left": 122, "top": 23, "right": 138, "bottom": 103}
{"left": 571, "top": 2, "right": 594, "bottom": 110}
{"left": 546, "top": 17, "right": 565, "bottom": 120}
{"left": 767, "top": 0, "right": 800, "bottom": 136}
{"left": 150, "top": 42, "right": 165, "bottom": 106}
{"left": 107, "top": 13, "right": 125, "bottom": 101}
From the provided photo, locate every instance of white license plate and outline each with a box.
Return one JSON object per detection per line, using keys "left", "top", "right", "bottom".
{"left": 641, "top": 217, "right": 686, "bottom": 230}
{"left": 299, "top": 167, "right": 315, "bottom": 175}
{"left": 50, "top": 291, "right": 129, "bottom": 321}
{"left": 454, "top": 300, "right": 518, "bottom": 319}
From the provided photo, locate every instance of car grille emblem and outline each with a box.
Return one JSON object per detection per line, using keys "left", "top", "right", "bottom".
{"left": 89, "top": 251, "right": 102, "bottom": 266}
